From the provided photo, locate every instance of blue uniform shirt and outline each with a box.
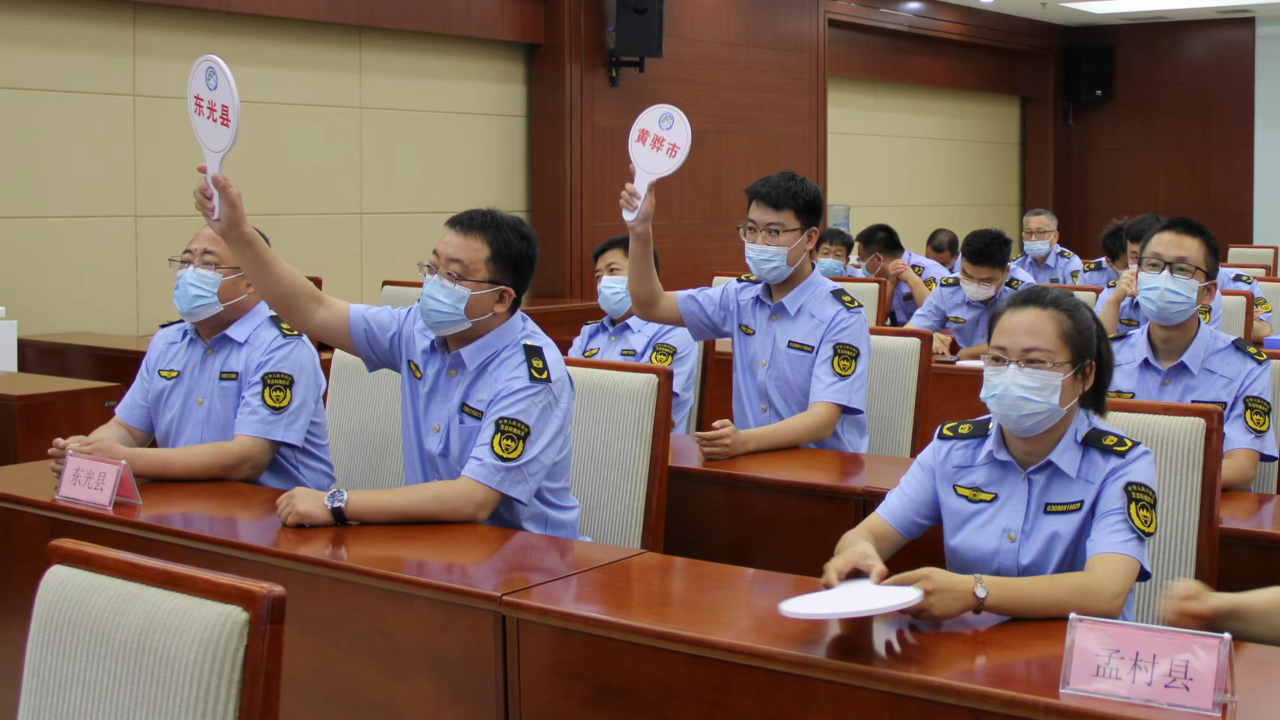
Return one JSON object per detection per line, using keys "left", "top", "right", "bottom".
{"left": 889, "top": 251, "right": 950, "bottom": 327}
{"left": 907, "top": 266, "right": 1037, "bottom": 349}
{"left": 568, "top": 314, "right": 698, "bottom": 431}
{"left": 875, "top": 411, "right": 1154, "bottom": 622}
{"left": 1219, "top": 267, "right": 1274, "bottom": 328}
{"left": 349, "top": 306, "right": 580, "bottom": 539}
{"left": 1109, "top": 324, "right": 1276, "bottom": 462}
{"left": 1012, "top": 246, "right": 1085, "bottom": 285}
{"left": 115, "top": 301, "right": 335, "bottom": 491}
{"left": 675, "top": 266, "right": 870, "bottom": 452}
{"left": 1097, "top": 281, "right": 1225, "bottom": 336}
{"left": 1079, "top": 257, "right": 1120, "bottom": 287}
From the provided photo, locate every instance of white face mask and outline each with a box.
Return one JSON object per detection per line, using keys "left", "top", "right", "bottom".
{"left": 960, "top": 277, "right": 999, "bottom": 303}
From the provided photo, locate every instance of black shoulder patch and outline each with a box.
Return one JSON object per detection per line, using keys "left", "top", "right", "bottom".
{"left": 270, "top": 314, "right": 302, "bottom": 339}
{"left": 1082, "top": 261, "right": 1101, "bottom": 272}
{"left": 939, "top": 276, "right": 959, "bottom": 287}
{"left": 1234, "top": 273, "right": 1256, "bottom": 285}
{"left": 1107, "top": 280, "right": 1118, "bottom": 289}
{"left": 831, "top": 288, "right": 862, "bottom": 310}
{"left": 158, "top": 319, "right": 183, "bottom": 329}
{"left": 911, "top": 264, "right": 925, "bottom": 276}
{"left": 583, "top": 319, "right": 602, "bottom": 327}
{"left": 1125, "top": 482, "right": 1157, "bottom": 538}
{"left": 1082, "top": 428, "right": 1139, "bottom": 457}
{"left": 737, "top": 273, "right": 762, "bottom": 284}
{"left": 1057, "top": 247, "right": 1075, "bottom": 258}
{"left": 524, "top": 343, "right": 552, "bottom": 384}
{"left": 936, "top": 418, "right": 992, "bottom": 440}
{"left": 1234, "top": 337, "right": 1269, "bottom": 363}
{"left": 1004, "top": 278, "right": 1024, "bottom": 290}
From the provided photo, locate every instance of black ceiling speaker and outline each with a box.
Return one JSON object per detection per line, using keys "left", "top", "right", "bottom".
{"left": 1065, "top": 44, "right": 1113, "bottom": 110}
{"left": 615, "top": 0, "right": 664, "bottom": 59}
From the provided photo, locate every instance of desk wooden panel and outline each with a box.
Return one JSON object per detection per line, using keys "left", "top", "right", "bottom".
{"left": 696, "top": 349, "right": 734, "bottom": 432}
{"left": 664, "top": 434, "right": 915, "bottom": 576}
{"left": 920, "top": 362, "right": 985, "bottom": 449}
{"left": 0, "top": 372, "right": 122, "bottom": 466}
{"left": 521, "top": 300, "right": 603, "bottom": 355}
{"left": 1219, "top": 491, "right": 1280, "bottom": 591}
{"left": 505, "top": 552, "right": 1280, "bottom": 720}
{"left": 0, "top": 462, "right": 641, "bottom": 720}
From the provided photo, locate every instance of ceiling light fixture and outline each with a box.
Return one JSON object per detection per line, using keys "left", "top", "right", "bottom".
{"left": 1063, "top": 0, "right": 1280, "bottom": 13}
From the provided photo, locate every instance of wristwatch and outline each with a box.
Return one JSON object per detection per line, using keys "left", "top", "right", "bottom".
{"left": 323, "top": 488, "right": 349, "bottom": 525}
{"left": 972, "top": 573, "right": 989, "bottom": 615}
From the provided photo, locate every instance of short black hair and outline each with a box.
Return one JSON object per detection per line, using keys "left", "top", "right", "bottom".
{"left": 1139, "top": 216, "right": 1220, "bottom": 281}
{"left": 1099, "top": 218, "right": 1127, "bottom": 263}
{"left": 591, "top": 234, "right": 660, "bottom": 276}
{"left": 1124, "top": 213, "right": 1164, "bottom": 245}
{"left": 743, "top": 172, "right": 825, "bottom": 230}
{"left": 444, "top": 209, "right": 538, "bottom": 313}
{"left": 854, "top": 223, "right": 904, "bottom": 258}
{"left": 990, "top": 285, "right": 1113, "bottom": 416}
{"left": 959, "top": 228, "right": 1014, "bottom": 270}
{"left": 816, "top": 228, "right": 854, "bottom": 256}
{"left": 927, "top": 228, "right": 959, "bottom": 257}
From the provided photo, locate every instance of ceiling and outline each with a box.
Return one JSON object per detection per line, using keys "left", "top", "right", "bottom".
{"left": 936, "top": 0, "right": 1280, "bottom": 26}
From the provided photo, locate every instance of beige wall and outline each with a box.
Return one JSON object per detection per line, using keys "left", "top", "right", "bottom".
{"left": 0, "top": 0, "right": 529, "bottom": 335}
{"left": 827, "top": 77, "right": 1022, "bottom": 258}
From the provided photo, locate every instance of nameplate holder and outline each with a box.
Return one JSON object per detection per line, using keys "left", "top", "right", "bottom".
{"left": 56, "top": 451, "right": 142, "bottom": 510}
{"left": 1060, "top": 613, "right": 1234, "bottom": 716}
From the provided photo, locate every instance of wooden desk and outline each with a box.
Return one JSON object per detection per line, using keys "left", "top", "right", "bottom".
{"left": 0, "top": 461, "right": 642, "bottom": 720}
{"left": 522, "top": 300, "right": 603, "bottom": 355}
{"left": 0, "top": 372, "right": 122, "bottom": 466}
{"left": 1219, "top": 491, "right": 1280, "bottom": 591}
{"left": 663, "top": 434, "right": 916, "bottom": 576}
{"left": 504, "top": 552, "right": 1280, "bottom": 720}
{"left": 920, "top": 361, "right": 985, "bottom": 448}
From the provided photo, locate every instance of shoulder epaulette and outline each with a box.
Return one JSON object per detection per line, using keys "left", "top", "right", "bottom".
{"left": 737, "top": 273, "right": 762, "bottom": 284}
{"left": 830, "top": 288, "right": 862, "bottom": 310}
{"left": 1004, "top": 278, "right": 1024, "bottom": 290}
{"left": 269, "top": 314, "right": 303, "bottom": 339}
{"left": 523, "top": 343, "right": 553, "bottom": 383}
{"left": 1082, "top": 428, "right": 1140, "bottom": 457}
{"left": 939, "top": 276, "right": 959, "bottom": 287}
{"left": 1109, "top": 330, "right": 1134, "bottom": 342}
{"left": 1013, "top": 252, "right": 1025, "bottom": 261}
{"left": 1233, "top": 273, "right": 1256, "bottom": 284}
{"left": 1232, "top": 337, "right": 1269, "bottom": 364}
{"left": 1082, "top": 261, "right": 1101, "bottom": 272}
{"left": 936, "top": 418, "right": 991, "bottom": 440}
{"left": 1057, "top": 248, "right": 1075, "bottom": 258}
{"left": 910, "top": 264, "right": 924, "bottom": 276}
{"left": 1107, "top": 280, "right": 1118, "bottom": 288}
{"left": 582, "top": 319, "right": 602, "bottom": 327}
{"left": 1257, "top": 296, "right": 1273, "bottom": 313}
{"left": 158, "top": 319, "right": 183, "bottom": 329}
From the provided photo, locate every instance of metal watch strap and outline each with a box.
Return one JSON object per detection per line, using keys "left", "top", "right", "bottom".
{"left": 972, "top": 573, "right": 988, "bottom": 615}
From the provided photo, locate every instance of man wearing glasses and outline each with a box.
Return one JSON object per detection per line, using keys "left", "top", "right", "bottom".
{"left": 191, "top": 169, "right": 580, "bottom": 537}
{"left": 1012, "top": 209, "right": 1084, "bottom": 285}
{"left": 619, "top": 170, "right": 870, "bottom": 458}
{"left": 907, "top": 229, "right": 1036, "bottom": 358}
{"left": 47, "top": 227, "right": 336, "bottom": 492}
{"left": 1108, "top": 217, "right": 1275, "bottom": 491}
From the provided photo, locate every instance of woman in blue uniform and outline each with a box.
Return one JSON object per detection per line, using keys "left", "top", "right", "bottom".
{"left": 822, "top": 286, "right": 1155, "bottom": 621}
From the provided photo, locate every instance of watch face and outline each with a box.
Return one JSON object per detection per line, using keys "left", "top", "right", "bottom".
{"left": 324, "top": 489, "right": 345, "bottom": 509}
{"left": 975, "top": 585, "right": 989, "bottom": 600}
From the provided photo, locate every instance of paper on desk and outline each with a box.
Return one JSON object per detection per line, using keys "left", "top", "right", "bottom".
{"left": 955, "top": 359, "right": 985, "bottom": 368}
{"left": 778, "top": 579, "right": 923, "bottom": 620}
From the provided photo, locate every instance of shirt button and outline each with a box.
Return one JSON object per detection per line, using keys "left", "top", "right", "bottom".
{"left": 761, "top": 360, "right": 767, "bottom": 367}
{"left": 761, "top": 405, "right": 768, "bottom": 412}
{"left": 1163, "top": 378, "right": 1171, "bottom": 386}
{"left": 448, "top": 369, "right": 457, "bottom": 377}
{"left": 1007, "top": 532, "right": 1016, "bottom": 542}
{"left": 205, "top": 349, "right": 213, "bottom": 356}
{"left": 610, "top": 336, "right": 617, "bottom": 342}
{"left": 196, "top": 398, "right": 203, "bottom": 405}
{"left": 770, "top": 315, "right": 777, "bottom": 322}
{"left": 433, "top": 425, "right": 440, "bottom": 433}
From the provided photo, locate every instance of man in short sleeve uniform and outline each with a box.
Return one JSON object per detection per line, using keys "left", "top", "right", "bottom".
{"left": 908, "top": 268, "right": 1035, "bottom": 351}
{"left": 1013, "top": 246, "right": 1085, "bottom": 286}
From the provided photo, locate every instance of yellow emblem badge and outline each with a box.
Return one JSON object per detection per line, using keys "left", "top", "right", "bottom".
{"left": 491, "top": 417, "right": 530, "bottom": 463}
{"left": 407, "top": 360, "right": 423, "bottom": 380}
{"left": 1245, "top": 395, "right": 1272, "bottom": 436}
{"left": 583, "top": 348, "right": 600, "bottom": 358}
{"left": 261, "top": 372, "right": 294, "bottom": 413}
{"left": 1124, "top": 482, "right": 1157, "bottom": 538}
{"left": 649, "top": 342, "right": 676, "bottom": 366}
{"left": 953, "top": 485, "right": 997, "bottom": 503}
{"left": 1197, "top": 305, "right": 1211, "bottom": 324}
{"left": 157, "top": 369, "right": 180, "bottom": 381}
{"left": 831, "top": 343, "right": 859, "bottom": 378}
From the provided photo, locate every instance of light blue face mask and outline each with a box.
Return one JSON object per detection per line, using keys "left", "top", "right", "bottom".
{"left": 1023, "top": 239, "right": 1053, "bottom": 259}
{"left": 744, "top": 233, "right": 805, "bottom": 284}
{"left": 597, "top": 275, "right": 632, "bottom": 319}
{"left": 417, "top": 274, "right": 500, "bottom": 337}
{"left": 980, "top": 364, "right": 1079, "bottom": 438}
{"left": 1136, "top": 271, "right": 1204, "bottom": 326}
{"left": 173, "top": 266, "right": 246, "bottom": 323}
{"left": 816, "top": 258, "right": 847, "bottom": 278}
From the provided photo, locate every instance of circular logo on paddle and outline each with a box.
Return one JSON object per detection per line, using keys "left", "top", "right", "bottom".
{"left": 205, "top": 66, "right": 218, "bottom": 91}
{"left": 659, "top": 112, "right": 674, "bottom": 130}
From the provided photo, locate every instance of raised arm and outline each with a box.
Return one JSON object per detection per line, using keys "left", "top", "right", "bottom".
{"left": 193, "top": 166, "right": 356, "bottom": 355}
{"left": 620, "top": 170, "right": 685, "bottom": 327}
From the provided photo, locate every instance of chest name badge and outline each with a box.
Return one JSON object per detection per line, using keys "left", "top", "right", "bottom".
{"left": 491, "top": 417, "right": 530, "bottom": 463}
{"left": 158, "top": 369, "right": 180, "bottom": 381}
{"left": 787, "top": 340, "right": 815, "bottom": 354}
{"left": 953, "top": 484, "right": 997, "bottom": 503}
{"left": 1124, "top": 482, "right": 1157, "bottom": 538}
{"left": 649, "top": 342, "right": 676, "bottom": 366}
{"left": 219, "top": 371, "right": 239, "bottom": 381}
{"left": 460, "top": 402, "right": 484, "bottom": 420}
{"left": 1044, "top": 500, "right": 1084, "bottom": 514}
{"left": 1191, "top": 399, "right": 1227, "bottom": 412}
{"left": 620, "top": 349, "right": 637, "bottom": 357}
{"left": 261, "top": 372, "right": 294, "bottom": 413}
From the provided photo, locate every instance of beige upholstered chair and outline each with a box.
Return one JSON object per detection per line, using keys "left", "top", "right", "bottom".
{"left": 1106, "top": 400, "right": 1223, "bottom": 625}
{"left": 1218, "top": 290, "right": 1252, "bottom": 340}
{"left": 18, "top": 539, "right": 285, "bottom": 720}
{"left": 685, "top": 340, "right": 707, "bottom": 435}
{"left": 1041, "top": 283, "right": 1101, "bottom": 310}
{"left": 379, "top": 280, "right": 420, "bottom": 308}
{"left": 1253, "top": 353, "right": 1280, "bottom": 494}
{"left": 325, "top": 349, "right": 405, "bottom": 490}
{"left": 1257, "top": 277, "right": 1280, "bottom": 310}
{"left": 565, "top": 359, "right": 672, "bottom": 550}
{"left": 832, "top": 278, "right": 886, "bottom": 326}
{"left": 1227, "top": 245, "right": 1278, "bottom": 275}
{"left": 866, "top": 328, "right": 930, "bottom": 457}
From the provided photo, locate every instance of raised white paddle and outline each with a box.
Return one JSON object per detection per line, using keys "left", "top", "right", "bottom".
{"left": 187, "top": 55, "right": 241, "bottom": 221}
{"left": 622, "top": 104, "right": 692, "bottom": 223}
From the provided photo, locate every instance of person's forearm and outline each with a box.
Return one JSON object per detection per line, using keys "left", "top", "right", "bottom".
{"left": 344, "top": 478, "right": 500, "bottom": 524}
{"left": 901, "top": 272, "right": 930, "bottom": 304}
{"left": 957, "top": 343, "right": 987, "bottom": 360}
{"left": 89, "top": 418, "right": 147, "bottom": 447}
{"left": 1253, "top": 320, "right": 1272, "bottom": 343}
{"left": 627, "top": 225, "right": 666, "bottom": 318}
{"left": 221, "top": 226, "right": 330, "bottom": 336}
{"left": 120, "top": 441, "right": 268, "bottom": 482}
{"left": 736, "top": 405, "right": 840, "bottom": 455}
{"left": 1098, "top": 299, "right": 1122, "bottom": 335}
{"left": 983, "top": 571, "right": 1130, "bottom": 619}
{"left": 1221, "top": 453, "right": 1259, "bottom": 491}
{"left": 1213, "top": 587, "right": 1280, "bottom": 645}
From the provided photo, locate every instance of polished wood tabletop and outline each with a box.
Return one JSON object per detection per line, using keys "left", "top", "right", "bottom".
{"left": 505, "top": 551, "right": 1280, "bottom": 720}
{"left": 1218, "top": 491, "right": 1280, "bottom": 591}
{"left": 0, "top": 370, "right": 119, "bottom": 401}
{"left": 19, "top": 332, "right": 153, "bottom": 354}
{"left": 0, "top": 373, "right": 123, "bottom": 466}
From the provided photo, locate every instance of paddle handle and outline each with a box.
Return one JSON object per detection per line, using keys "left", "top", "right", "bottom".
{"left": 621, "top": 171, "right": 653, "bottom": 224}
{"left": 204, "top": 151, "right": 224, "bottom": 221}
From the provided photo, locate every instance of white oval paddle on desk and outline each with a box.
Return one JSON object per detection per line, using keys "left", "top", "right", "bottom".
{"left": 187, "top": 54, "right": 241, "bottom": 221}
{"left": 622, "top": 104, "right": 692, "bottom": 223}
{"left": 778, "top": 579, "right": 924, "bottom": 620}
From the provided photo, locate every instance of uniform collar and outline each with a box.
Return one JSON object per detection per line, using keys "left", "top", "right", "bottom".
{"left": 986, "top": 409, "right": 1092, "bottom": 479}
{"left": 447, "top": 312, "right": 525, "bottom": 370}
{"left": 601, "top": 314, "right": 652, "bottom": 336}
{"left": 1133, "top": 321, "right": 1211, "bottom": 376}
{"left": 180, "top": 300, "right": 270, "bottom": 346}
{"left": 755, "top": 263, "right": 824, "bottom": 315}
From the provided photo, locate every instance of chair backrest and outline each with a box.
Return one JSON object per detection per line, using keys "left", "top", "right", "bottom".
{"left": 685, "top": 340, "right": 708, "bottom": 434}
{"left": 379, "top": 280, "right": 420, "bottom": 308}
{"left": 867, "top": 328, "right": 930, "bottom": 457}
{"left": 1256, "top": 276, "right": 1280, "bottom": 314}
{"left": 1227, "top": 245, "right": 1278, "bottom": 275}
{"left": 1040, "top": 283, "right": 1101, "bottom": 310}
{"left": 325, "top": 349, "right": 405, "bottom": 490}
{"left": 1254, "top": 351, "right": 1280, "bottom": 493}
{"left": 1219, "top": 289, "right": 1253, "bottom": 340}
{"left": 19, "top": 539, "right": 285, "bottom": 720}
{"left": 305, "top": 276, "right": 323, "bottom": 291}
{"left": 1221, "top": 262, "right": 1272, "bottom": 279}
{"left": 831, "top": 277, "right": 888, "bottom": 326}
{"left": 1106, "top": 400, "right": 1223, "bottom": 625}
{"left": 565, "top": 358, "right": 673, "bottom": 550}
